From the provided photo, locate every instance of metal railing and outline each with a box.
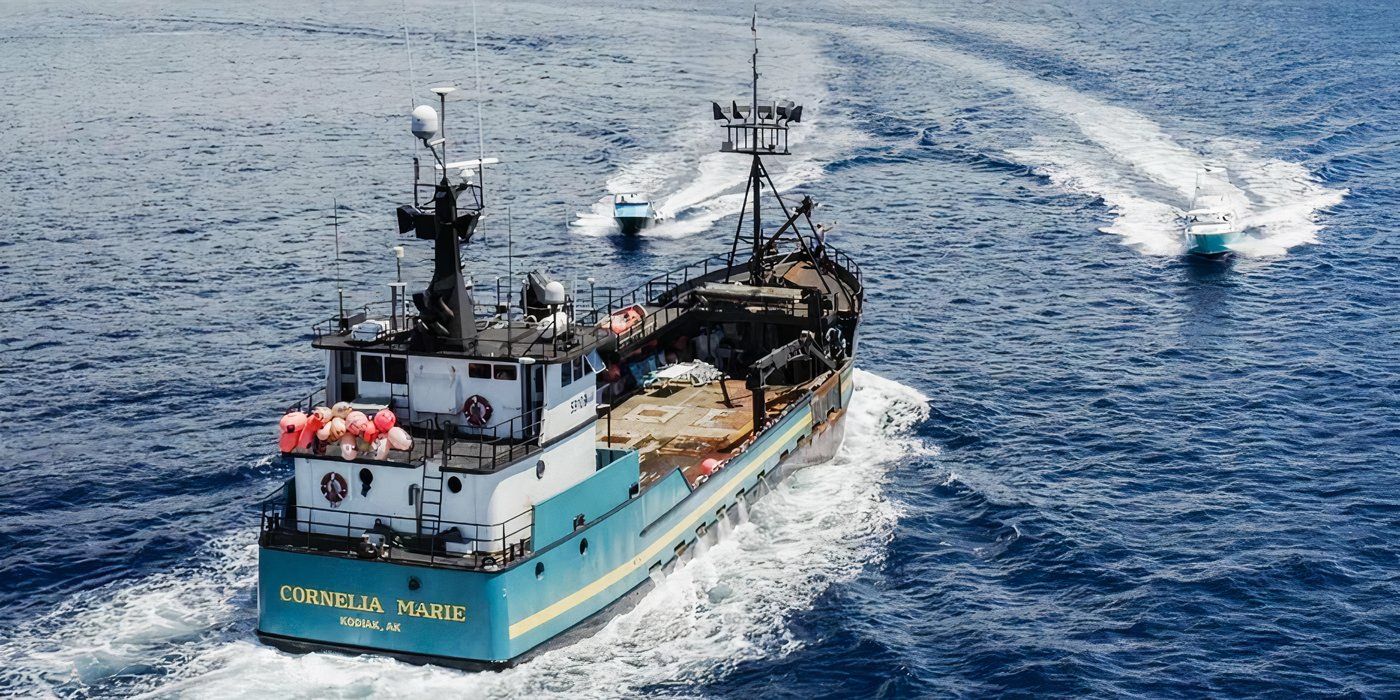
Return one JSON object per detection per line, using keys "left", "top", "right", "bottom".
{"left": 411, "top": 407, "right": 545, "bottom": 473}
{"left": 258, "top": 482, "right": 534, "bottom": 570}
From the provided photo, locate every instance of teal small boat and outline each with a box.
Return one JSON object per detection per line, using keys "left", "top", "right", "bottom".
{"left": 612, "top": 193, "right": 656, "bottom": 235}
{"left": 1184, "top": 167, "right": 1243, "bottom": 257}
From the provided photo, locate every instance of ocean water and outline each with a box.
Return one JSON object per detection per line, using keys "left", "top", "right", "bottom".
{"left": 1, "top": 0, "right": 1396, "bottom": 697}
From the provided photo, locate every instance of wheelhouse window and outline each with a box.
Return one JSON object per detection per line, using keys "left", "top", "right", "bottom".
{"left": 360, "top": 355, "right": 384, "bottom": 383}
{"left": 494, "top": 365, "right": 517, "bottom": 381}
{"left": 469, "top": 363, "right": 491, "bottom": 379}
{"left": 359, "top": 354, "right": 407, "bottom": 385}
{"left": 385, "top": 356, "right": 407, "bottom": 384}
{"left": 559, "top": 357, "right": 588, "bottom": 387}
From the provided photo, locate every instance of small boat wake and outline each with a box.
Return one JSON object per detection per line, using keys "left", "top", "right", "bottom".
{"left": 571, "top": 25, "right": 861, "bottom": 241}
{"left": 571, "top": 115, "right": 857, "bottom": 241}
{"left": 0, "top": 371, "right": 932, "bottom": 698}
{"left": 850, "top": 27, "right": 1346, "bottom": 258}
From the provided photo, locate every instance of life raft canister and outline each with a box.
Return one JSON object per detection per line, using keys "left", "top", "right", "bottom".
{"left": 321, "top": 471, "right": 348, "bottom": 507}
{"left": 603, "top": 304, "right": 646, "bottom": 335}
{"left": 463, "top": 394, "right": 493, "bottom": 427}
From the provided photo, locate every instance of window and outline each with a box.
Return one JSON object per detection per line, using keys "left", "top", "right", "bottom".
{"left": 560, "top": 357, "right": 589, "bottom": 387}
{"left": 385, "top": 357, "right": 407, "bottom": 384}
{"left": 494, "top": 365, "right": 517, "bottom": 381}
{"left": 339, "top": 351, "right": 356, "bottom": 375}
{"left": 360, "top": 355, "right": 384, "bottom": 383}
{"left": 468, "top": 363, "right": 491, "bottom": 379}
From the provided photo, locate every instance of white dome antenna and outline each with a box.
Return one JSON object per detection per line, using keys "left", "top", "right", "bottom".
{"left": 411, "top": 105, "right": 439, "bottom": 142}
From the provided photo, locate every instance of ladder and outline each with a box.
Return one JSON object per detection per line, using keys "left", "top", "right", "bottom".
{"left": 418, "top": 470, "right": 444, "bottom": 538}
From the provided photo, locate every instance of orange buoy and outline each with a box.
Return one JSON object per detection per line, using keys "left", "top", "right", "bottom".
{"left": 699, "top": 457, "right": 721, "bottom": 476}
{"left": 373, "top": 408, "right": 397, "bottom": 433}
{"left": 300, "top": 412, "right": 324, "bottom": 449}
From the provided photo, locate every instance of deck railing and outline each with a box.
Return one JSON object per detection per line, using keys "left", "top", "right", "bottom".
{"left": 258, "top": 482, "right": 534, "bottom": 570}
{"left": 411, "top": 407, "right": 545, "bottom": 473}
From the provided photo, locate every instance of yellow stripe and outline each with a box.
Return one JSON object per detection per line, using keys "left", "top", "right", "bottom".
{"left": 508, "top": 413, "right": 813, "bottom": 639}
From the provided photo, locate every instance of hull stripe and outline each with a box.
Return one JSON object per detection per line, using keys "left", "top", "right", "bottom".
{"left": 508, "top": 411, "right": 813, "bottom": 639}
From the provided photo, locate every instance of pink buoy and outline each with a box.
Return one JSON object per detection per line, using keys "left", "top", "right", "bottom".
{"left": 373, "top": 408, "right": 397, "bottom": 433}
{"left": 386, "top": 426, "right": 413, "bottom": 451}
{"left": 699, "top": 457, "right": 721, "bottom": 476}
{"left": 339, "top": 434, "right": 358, "bottom": 461}
{"left": 278, "top": 411, "right": 307, "bottom": 452}
{"left": 372, "top": 436, "right": 390, "bottom": 461}
{"left": 345, "top": 411, "right": 370, "bottom": 436}
{"left": 360, "top": 424, "right": 379, "bottom": 446}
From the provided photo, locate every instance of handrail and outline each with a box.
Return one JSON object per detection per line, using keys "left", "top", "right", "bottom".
{"left": 258, "top": 483, "right": 534, "bottom": 569}
{"left": 410, "top": 406, "right": 546, "bottom": 472}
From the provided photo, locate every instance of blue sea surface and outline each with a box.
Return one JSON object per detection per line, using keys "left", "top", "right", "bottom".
{"left": 1, "top": 0, "right": 1396, "bottom": 696}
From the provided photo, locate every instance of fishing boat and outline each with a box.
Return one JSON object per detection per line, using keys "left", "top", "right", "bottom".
{"left": 255, "top": 25, "right": 864, "bottom": 669}
{"left": 1184, "top": 166, "right": 1242, "bottom": 257}
{"left": 612, "top": 192, "right": 656, "bottom": 235}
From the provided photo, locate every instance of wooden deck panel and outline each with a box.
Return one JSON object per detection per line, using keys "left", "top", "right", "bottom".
{"left": 599, "top": 378, "right": 811, "bottom": 490}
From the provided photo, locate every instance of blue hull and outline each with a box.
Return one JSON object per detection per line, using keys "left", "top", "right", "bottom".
{"left": 1187, "top": 230, "right": 1241, "bottom": 257}
{"left": 615, "top": 216, "right": 651, "bottom": 235}
{"left": 258, "top": 366, "right": 855, "bottom": 667}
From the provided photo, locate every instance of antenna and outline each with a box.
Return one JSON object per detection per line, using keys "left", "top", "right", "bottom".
{"left": 471, "top": 0, "right": 488, "bottom": 203}
{"left": 506, "top": 204, "right": 514, "bottom": 314}
{"left": 333, "top": 199, "right": 345, "bottom": 324}
{"left": 751, "top": 5, "right": 759, "bottom": 121}
{"left": 400, "top": 0, "right": 418, "bottom": 111}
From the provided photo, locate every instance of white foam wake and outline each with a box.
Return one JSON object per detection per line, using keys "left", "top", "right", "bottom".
{"left": 3, "top": 371, "right": 930, "bottom": 698}
{"left": 853, "top": 28, "right": 1345, "bottom": 257}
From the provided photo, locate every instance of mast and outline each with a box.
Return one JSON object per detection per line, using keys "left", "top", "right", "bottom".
{"left": 713, "top": 11, "right": 803, "bottom": 287}
{"left": 396, "top": 87, "right": 485, "bottom": 351}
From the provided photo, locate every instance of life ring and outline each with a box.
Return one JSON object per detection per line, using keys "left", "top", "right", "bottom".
{"left": 463, "top": 394, "right": 493, "bottom": 427}
{"left": 321, "top": 472, "right": 348, "bottom": 507}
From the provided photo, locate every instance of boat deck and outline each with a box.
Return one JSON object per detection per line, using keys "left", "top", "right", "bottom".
{"left": 599, "top": 378, "right": 809, "bottom": 490}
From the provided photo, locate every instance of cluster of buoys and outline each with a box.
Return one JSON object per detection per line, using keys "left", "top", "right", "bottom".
{"left": 278, "top": 402, "right": 413, "bottom": 461}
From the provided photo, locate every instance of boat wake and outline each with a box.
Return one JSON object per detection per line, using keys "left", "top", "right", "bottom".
{"left": 853, "top": 28, "right": 1346, "bottom": 257}
{"left": 1, "top": 371, "right": 931, "bottom": 698}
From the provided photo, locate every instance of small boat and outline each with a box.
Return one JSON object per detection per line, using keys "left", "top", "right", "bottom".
{"left": 612, "top": 193, "right": 656, "bottom": 235}
{"left": 1184, "top": 167, "right": 1242, "bottom": 257}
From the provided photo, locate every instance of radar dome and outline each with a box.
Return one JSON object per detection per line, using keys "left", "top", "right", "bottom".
{"left": 411, "top": 105, "right": 439, "bottom": 141}
{"left": 542, "top": 280, "right": 566, "bottom": 306}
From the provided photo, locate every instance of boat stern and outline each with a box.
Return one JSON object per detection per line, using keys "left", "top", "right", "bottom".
{"left": 257, "top": 547, "right": 511, "bottom": 668}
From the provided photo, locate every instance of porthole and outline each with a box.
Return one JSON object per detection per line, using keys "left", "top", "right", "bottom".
{"left": 448, "top": 476, "right": 462, "bottom": 493}
{"left": 536, "top": 460, "right": 546, "bottom": 480}
{"left": 408, "top": 576, "right": 421, "bottom": 591}
{"left": 579, "top": 538, "right": 589, "bottom": 556}
{"left": 535, "top": 562, "right": 545, "bottom": 579}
